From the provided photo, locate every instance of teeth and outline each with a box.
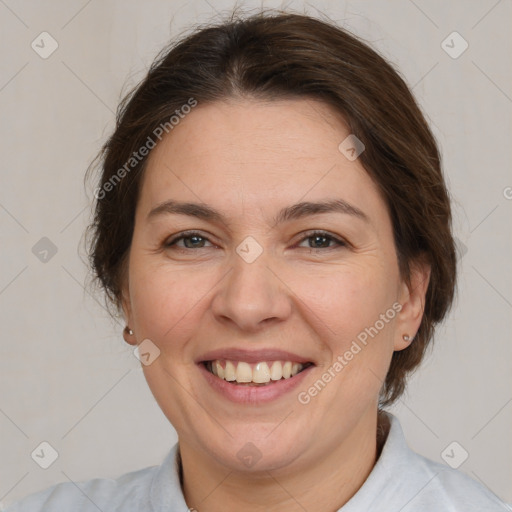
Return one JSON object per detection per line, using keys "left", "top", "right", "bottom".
{"left": 253, "top": 362, "right": 271, "bottom": 383}
{"left": 291, "top": 363, "right": 301, "bottom": 377}
{"left": 214, "top": 361, "right": 225, "bottom": 379}
{"left": 236, "top": 362, "right": 252, "bottom": 383}
{"left": 207, "top": 360, "right": 307, "bottom": 384}
{"left": 282, "top": 361, "right": 292, "bottom": 379}
{"left": 224, "top": 361, "right": 236, "bottom": 381}
{"left": 270, "top": 361, "right": 282, "bottom": 381}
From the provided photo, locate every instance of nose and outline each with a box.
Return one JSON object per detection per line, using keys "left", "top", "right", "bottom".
{"left": 210, "top": 249, "right": 292, "bottom": 333}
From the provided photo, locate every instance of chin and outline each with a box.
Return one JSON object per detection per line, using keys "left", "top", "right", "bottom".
{"left": 203, "top": 424, "right": 312, "bottom": 473}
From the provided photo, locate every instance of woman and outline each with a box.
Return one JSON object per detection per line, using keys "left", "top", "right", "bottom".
{"left": 6, "top": 10, "right": 507, "bottom": 512}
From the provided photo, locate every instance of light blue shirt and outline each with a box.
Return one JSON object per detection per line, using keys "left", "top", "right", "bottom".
{"left": 4, "top": 412, "right": 509, "bottom": 511}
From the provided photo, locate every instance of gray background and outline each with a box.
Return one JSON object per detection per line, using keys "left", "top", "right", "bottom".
{"left": 1, "top": 0, "right": 511, "bottom": 508}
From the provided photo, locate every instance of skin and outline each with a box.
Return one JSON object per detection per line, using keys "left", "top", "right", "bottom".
{"left": 121, "top": 98, "right": 430, "bottom": 511}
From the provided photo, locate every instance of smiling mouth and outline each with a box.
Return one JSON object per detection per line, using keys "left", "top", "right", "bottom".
{"left": 203, "top": 360, "right": 314, "bottom": 386}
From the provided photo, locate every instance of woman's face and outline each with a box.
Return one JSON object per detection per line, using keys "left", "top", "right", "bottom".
{"left": 122, "top": 98, "right": 427, "bottom": 473}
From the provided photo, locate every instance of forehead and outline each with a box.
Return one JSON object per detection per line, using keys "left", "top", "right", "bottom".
{"left": 138, "top": 98, "right": 385, "bottom": 224}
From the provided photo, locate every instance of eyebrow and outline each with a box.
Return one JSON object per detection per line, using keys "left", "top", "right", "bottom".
{"left": 147, "top": 198, "right": 369, "bottom": 227}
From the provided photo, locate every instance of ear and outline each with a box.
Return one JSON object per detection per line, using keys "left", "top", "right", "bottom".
{"left": 394, "top": 256, "right": 431, "bottom": 351}
{"left": 121, "top": 282, "right": 137, "bottom": 347}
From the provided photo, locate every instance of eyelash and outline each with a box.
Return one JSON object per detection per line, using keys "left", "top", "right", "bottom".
{"left": 164, "top": 230, "right": 347, "bottom": 251}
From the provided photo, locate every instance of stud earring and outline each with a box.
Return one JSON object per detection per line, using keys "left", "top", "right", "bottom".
{"left": 124, "top": 326, "right": 134, "bottom": 336}
{"left": 403, "top": 334, "right": 411, "bottom": 342}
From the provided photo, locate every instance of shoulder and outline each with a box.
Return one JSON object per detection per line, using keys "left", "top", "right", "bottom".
{"left": 405, "top": 450, "right": 508, "bottom": 510}
{"left": 3, "top": 463, "right": 159, "bottom": 512}
{"left": 375, "top": 412, "right": 510, "bottom": 511}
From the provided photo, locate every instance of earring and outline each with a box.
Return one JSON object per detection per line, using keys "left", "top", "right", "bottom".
{"left": 124, "top": 326, "right": 134, "bottom": 336}
{"left": 403, "top": 334, "right": 411, "bottom": 342}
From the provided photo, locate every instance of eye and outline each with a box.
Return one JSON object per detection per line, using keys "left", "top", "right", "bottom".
{"left": 164, "top": 231, "right": 214, "bottom": 249}
{"left": 296, "top": 230, "right": 346, "bottom": 250}
{"left": 163, "top": 229, "right": 347, "bottom": 251}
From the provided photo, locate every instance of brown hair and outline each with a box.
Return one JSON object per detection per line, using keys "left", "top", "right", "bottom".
{"left": 85, "top": 10, "right": 457, "bottom": 407}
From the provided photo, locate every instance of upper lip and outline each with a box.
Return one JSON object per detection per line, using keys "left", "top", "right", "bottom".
{"left": 196, "top": 348, "right": 315, "bottom": 365}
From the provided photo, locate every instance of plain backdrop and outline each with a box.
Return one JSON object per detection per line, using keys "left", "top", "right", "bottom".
{"left": 0, "top": 0, "right": 511, "bottom": 508}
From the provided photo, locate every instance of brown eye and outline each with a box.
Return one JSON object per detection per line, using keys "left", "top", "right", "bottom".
{"left": 297, "top": 231, "right": 346, "bottom": 250}
{"left": 165, "top": 231, "right": 213, "bottom": 249}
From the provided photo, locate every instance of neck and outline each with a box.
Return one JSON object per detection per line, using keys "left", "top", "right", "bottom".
{"left": 179, "top": 409, "right": 390, "bottom": 512}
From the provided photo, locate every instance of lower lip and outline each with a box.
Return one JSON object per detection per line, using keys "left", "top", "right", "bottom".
{"left": 198, "top": 363, "right": 314, "bottom": 404}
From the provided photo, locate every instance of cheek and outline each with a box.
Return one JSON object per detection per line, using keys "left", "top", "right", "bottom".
{"left": 129, "top": 262, "right": 209, "bottom": 347}
{"left": 290, "top": 261, "right": 396, "bottom": 345}
{"left": 294, "top": 262, "right": 398, "bottom": 401}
